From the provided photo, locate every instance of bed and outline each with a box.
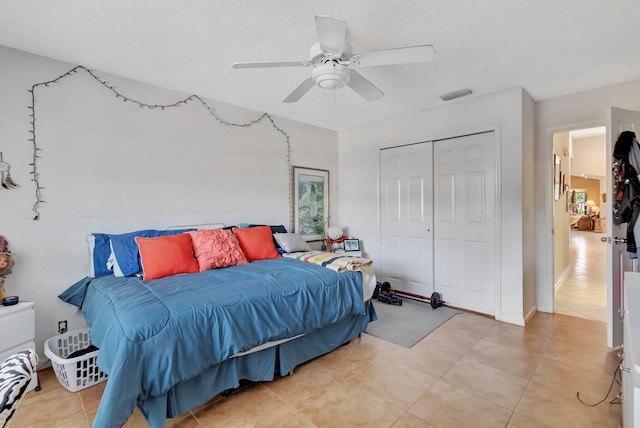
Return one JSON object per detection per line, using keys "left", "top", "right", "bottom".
{"left": 59, "top": 226, "right": 376, "bottom": 427}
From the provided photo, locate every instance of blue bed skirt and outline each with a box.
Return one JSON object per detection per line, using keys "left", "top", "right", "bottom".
{"left": 139, "top": 299, "right": 376, "bottom": 426}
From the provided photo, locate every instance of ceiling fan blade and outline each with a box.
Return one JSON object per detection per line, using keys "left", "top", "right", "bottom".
{"left": 283, "top": 77, "right": 315, "bottom": 103}
{"left": 232, "top": 60, "right": 312, "bottom": 69}
{"left": 355, "top": 44, "right": 435, "bottom": 67}
{"left": 315, "top": 15, "right": 347, "bottom": 55}
{"left": 347, "top": 70, "right": 384, "bottom": 102}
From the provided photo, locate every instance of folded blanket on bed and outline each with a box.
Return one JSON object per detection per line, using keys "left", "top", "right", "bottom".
{"left": 283, "top": 251, "right": 376, "bottom": 300}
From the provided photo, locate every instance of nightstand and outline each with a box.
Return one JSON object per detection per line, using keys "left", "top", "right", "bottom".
{"left": 338, "top": 251, "right": 363, "bottom": 257}
{"left": 0, "top": 301, "right": 38, "bottom": 392}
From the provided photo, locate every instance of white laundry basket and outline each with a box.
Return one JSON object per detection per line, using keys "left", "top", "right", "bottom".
{"left": 44, "top": 328, "right": 107, "bottom": 392}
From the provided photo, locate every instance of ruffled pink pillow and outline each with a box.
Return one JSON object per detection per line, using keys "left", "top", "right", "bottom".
{"left": 189, "top": 229, "right": 248, "bottom": 271}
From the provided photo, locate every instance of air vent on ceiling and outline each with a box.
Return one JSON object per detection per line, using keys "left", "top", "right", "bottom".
{"left": 440, "top": 88, "right": 473, "bottom": 101}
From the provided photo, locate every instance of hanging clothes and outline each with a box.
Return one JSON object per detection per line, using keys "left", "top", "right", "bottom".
{"left": 612, "top": 130, "right": 640, "bottom": 257}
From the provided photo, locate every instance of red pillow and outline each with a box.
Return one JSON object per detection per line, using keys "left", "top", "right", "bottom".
{"left": 189, "top": 229, "right": 248, "bottom": 271}
{"left": 233, "top": 226, "right": 280, "bottom": 262}
{"left": 135, "top": 234, "right": 199, "bottom": 280}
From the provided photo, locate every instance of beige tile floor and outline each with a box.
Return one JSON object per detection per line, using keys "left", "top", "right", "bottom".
{"left": 13, "top": 309, "right": 622, "bottom": 427}
{"left": 555, "top": 230, "right": 608, "bottom": 322}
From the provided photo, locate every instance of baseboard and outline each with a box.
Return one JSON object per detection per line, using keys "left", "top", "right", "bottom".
{"left": 524, "top": 306, "right": 538, "bottom": 324}
{"left": 554, "top": 265, "right": 570, "bottom": 290}
{"left": 495, "top": 313, "right": 525, "bottom": 326}
{"left": 536, "top": 303, "right": 554, "bottom": 313}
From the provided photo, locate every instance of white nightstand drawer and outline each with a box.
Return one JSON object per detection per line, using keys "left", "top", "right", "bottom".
{"left": 0, "top": 303, "right": 35, "bottom": 351}
{"left": 0, "top": 340, "right": 36, "bottom": 363}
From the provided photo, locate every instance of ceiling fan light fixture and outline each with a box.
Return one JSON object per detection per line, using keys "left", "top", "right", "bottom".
{"left": 440, "top": 88, "right": 473, "bottom": 101}
{"left": 312, "top": 63, "right": 350, "bottom": 89}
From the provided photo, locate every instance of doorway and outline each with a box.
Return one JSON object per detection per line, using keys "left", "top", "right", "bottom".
{"left": 552, "top": 127, "right": 607, "bottom": 321}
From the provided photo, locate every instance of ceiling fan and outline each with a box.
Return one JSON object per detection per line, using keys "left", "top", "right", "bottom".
{"left": 231, "top": 15, "right": 435, "bottom": 103}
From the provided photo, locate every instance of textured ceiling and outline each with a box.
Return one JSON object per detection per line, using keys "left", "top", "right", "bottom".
{"left": 1, "top": 1, "right": 640, "bottom": 131}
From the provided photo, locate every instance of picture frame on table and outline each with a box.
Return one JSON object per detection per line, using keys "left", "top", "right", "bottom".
{"left": 292, "top": 166, "right": 329, "bottom": 241}
{"left": 343, "top": 239, "right": 360, "bottom": 252}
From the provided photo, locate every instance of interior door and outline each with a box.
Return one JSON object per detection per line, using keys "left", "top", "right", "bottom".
{"left": 380, "top": 143, "right": 434, "bottom": 297}
{"left": 433, "top": 132, "right": 497, "bottom": 314}
{"left": 607, "top": 107, "right": 640, "bottom": 348}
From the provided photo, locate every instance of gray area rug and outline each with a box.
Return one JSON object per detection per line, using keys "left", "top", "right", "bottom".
{"left": 365, "top": 297, "right": 461, "bottom": 348}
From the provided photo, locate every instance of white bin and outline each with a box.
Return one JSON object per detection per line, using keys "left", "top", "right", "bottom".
{"left": 43, "top": 328, "right": 107, "bottom": 392}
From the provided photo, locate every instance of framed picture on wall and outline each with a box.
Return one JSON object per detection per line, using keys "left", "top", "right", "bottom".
{"left": 554, "top": 154, "right": 561, "bottom": 201}
{"left": 292, "top": 166, "right": 329, "bottom": 241}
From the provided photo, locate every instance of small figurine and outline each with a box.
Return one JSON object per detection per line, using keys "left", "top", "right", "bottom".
{"left": 0, "top": 252, "right": 13, "bottom": 275}
{"left": 0, "top": 235, "right": 14, "bottom": 301}
{"left": 0, "top": 253, "right": 13, "bottom": 300}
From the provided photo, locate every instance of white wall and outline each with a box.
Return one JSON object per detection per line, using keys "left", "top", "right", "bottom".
{"left": 0, "top": 46, "right": 339, "bottom": 365}
{"left": 339, "top": 87, "right": 534, "bottom": 325}
{"left": 535, "top": 79, "right": 640, "bottom": 312}
{"left": 572, "top": 135, "right": 606, "bottom": 177}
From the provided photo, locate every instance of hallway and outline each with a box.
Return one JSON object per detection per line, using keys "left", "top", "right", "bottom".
{"left": 554, "top": 230, "right": 607, "bottom": 321}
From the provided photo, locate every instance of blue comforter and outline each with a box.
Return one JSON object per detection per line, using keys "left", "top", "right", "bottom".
{"left": 60, "top": 257, "right": 365, "bottom": 427}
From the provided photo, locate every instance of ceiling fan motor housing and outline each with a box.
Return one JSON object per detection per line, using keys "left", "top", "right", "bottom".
{"left": 312, "top": 63, "right": 351, "bottom": 89}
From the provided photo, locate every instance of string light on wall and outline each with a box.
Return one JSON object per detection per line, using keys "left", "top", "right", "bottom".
{"left": 27, "top": 66, "right": 292, "bottom": 223}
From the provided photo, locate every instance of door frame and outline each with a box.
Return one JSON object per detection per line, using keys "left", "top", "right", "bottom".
{"left": 541, "top": 119, "right": 605, "bottom": 315}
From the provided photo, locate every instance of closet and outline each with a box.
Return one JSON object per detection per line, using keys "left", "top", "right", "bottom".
{"left": 379, "top": 131, "right": 498, "bottom": 315}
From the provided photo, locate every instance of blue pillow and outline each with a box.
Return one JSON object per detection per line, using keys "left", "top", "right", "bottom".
{"left": 88, "top": 233, "right": 113, "bottom": 278}
{"left": 59, "top": 277, "right": 93, "bottom": 308}
{"left": 110, "top": 229, "right": 195, "bottom": 277}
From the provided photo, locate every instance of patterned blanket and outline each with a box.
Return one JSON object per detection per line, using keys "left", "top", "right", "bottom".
{"left": 283, "top": 251, "right": 376, "bottom": 300}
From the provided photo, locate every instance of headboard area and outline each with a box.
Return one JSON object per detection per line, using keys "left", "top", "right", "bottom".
{"left": 166, "top": 223, "right": 226, "bottom": 230}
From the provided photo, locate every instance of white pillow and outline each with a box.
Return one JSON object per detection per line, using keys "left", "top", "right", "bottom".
{"left": 273, "top": 233, "right": 311, "bottom": 253}
{"left": 86, "top": 233, "right": 113, "bottom": 278}
{"left": 109, "top": 241, "right": 125, "bottom": 277}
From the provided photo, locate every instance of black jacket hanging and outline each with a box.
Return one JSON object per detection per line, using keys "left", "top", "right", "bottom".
{"left": 614, "top": 130, "right": 637, "bottom": 163}
{"left": 612, "top": 131, "right": 640, "bottom": 254}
